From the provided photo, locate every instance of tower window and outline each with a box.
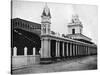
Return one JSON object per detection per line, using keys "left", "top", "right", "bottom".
{"left": 72, "top": 29, "right": 75, "bottom": 34}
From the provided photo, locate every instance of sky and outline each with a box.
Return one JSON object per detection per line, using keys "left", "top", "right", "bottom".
{"left": 12, "top": 0, "right": 98, "bottom": 44}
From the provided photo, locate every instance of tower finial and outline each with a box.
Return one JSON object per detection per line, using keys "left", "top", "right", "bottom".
{"left": 71, "top": 14, "right": 81, "bottom": 24}
{"left": 45, "top": 2, "right": 48, "bottom": 7}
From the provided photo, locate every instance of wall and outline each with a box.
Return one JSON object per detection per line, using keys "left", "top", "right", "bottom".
{"left": 12, "top": 55, "right": 40, "bottom": 70}
{"left": 68, "top": 26, "right": 82, "bottom": 34}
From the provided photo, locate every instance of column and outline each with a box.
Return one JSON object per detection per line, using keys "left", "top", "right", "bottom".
{"left": 85, "top": 46, "right": 86, "bottom": 55}
{"left": 24, "top": 47, "right": 27, "bottom": 56}
{"left": 48, "top": 39, "right": 51, "bottom": 57}
{"left": 81, "top": 46, "right": 83, "bottom": 55}
{"left": 84, "top": 46, "right": 86, "bottom": 55}
{"left": 66, "top": 43, "right": 68, "bottom": 56}
{"left": 65, "top": 43, "right": 67, "bottom": 57}
{"left": 77, "top": 45, "right": 79, "bottom": 56}
{"left": 79, "top": 45, "right": 81, "bottom": 56}
{"left": 41, "top": 38, "right": 51, "bottom": 58}
{"left": 70, "top": 43, "right": 72, "bottom": 56}
{"left": 74, "top": 44, "right": 76, "bottom": 56}
{"left": 13, "top": 47, "right": 17, "bottom": 56}
{"left": 87, "top": 46, "right": 88, "bottom": 55}
{"left": 71, "top": 44, "right": 73, "bottom": 56}
{"left": 85, "top": 46, "right": 87, "bottom": 55}
{"left": 88, "top": 47, "right": 90, "bottom": 55}
{"left": 58, "top": 41, "right": 60, "bottom": 57}
{"left": 77, "top": 45, "right": 78, "bottom": 56}
{"left": 79, "top": 45, "right": 81, "bottom": 55}
{"left": 75, "top": 45, "right": 77, "bottom": 56}
{"left": 86, "top": 46, "right": 88, "bottom": 55}
{"left": 83, "top": 46, "right": 85, "bottom": 55}
{"left": 56, "top": 41, "right": 58, "bottom": 57}
{"left": 73, "top": 44, "right": 75, "bottom": 56}
{"left": 41, "top": 39, "right": 44, "bottom": 58}
{"left": 39, "top": 48, "right": 42, "bottom": 56}
{"left": 81, "top": 46, "right": 82, "bottom": 55}
{"left": 33, "top": 47, "right": 36, "bottom": 56}
{"left": 63, "top": 42, "right": 65, "bottom": 57}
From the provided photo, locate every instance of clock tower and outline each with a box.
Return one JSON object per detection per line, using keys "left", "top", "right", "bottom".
{"left": 41, "top": 3, "right": 51, "bottom": 35}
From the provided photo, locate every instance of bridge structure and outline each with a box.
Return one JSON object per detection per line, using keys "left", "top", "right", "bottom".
{"left": 11, "top": 18, "right": 41, "bottom": 56}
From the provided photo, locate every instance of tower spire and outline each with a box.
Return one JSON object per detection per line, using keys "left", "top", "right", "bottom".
{"left": 41, "top": 3, "right": 51, "bottom": 18}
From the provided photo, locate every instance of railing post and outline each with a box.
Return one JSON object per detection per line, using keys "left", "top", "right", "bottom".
{"left": 24, "top": 47, "right": 27, "bottom": 56}
{"left": 33, "top": 47, "right": 36, "bottom": 56}
{"left": 13, "top": 47, "right": 17, "bottom": 56}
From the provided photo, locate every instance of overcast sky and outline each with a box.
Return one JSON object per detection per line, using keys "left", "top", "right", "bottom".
{"left": 12, "top": 0, "right": 98, "bottom": 44}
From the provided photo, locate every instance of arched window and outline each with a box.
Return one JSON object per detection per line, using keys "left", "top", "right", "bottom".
{"left": 72, "top": 29, "right": 75, "bottom": 34}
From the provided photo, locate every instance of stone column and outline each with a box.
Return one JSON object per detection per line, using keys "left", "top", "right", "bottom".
{"left": 39, "top": 48, "right": 42, "bottom": 56}
{"left": 63, "top": 42, "right": 65, "bottom": 57}
{"left": 41, "top": 38, "right": 50, "bottom": 58}
{"left": 41, "top": 39, "right": 44, "bottom": 58}
{"left": 74, "top": 45, "right": 76, "bottom": 56}
{"left": 80, "top": 45, "right": 82, "bottom": 55}
{"left": 13, "top": 47, "right": 17, "bottom": 56}
{"left": 84, "top": 46, "right": 85, "bottom": 55}
{"left": 48, "top": 39, "right": 51, "bottom": 57}
{"left": 76, "top": 45, "right": 77, "bottom": 56}
{"left": 73, "top": 44, "right": 75, "bottom": 56}
{"left": 70, "top": 43, "right": 72, "bottom": 56}
{"left": 74, "top": 44, "right": 76, "bottom": 56}
{"left": 56, "top": 41, "right": 58, "bottom": 57}
{"left": 86, "top": 46, "right": 88, "bottom": 55}
{"left": 87, "top": 47, "right": 88, "bottom": 55}
{"left": 81, "top": 46, "right": 83, "bottom": 55}
{"left": 24, "top": 47, "right": 27, "bottom": 56}
{"left": 58, "top": 41, "right": 60, "bottom": 57}
{"left": 79, "top": 45, "right": 80, "bottom": 55}
{"left": 77, "top": 45, "right": 79, "bottom": 56}
{"left": 66, "top": 43, "right": 68, "bottom": 56}
{"left": 83, "top": 46, "right": 85, "bottom": 55}
{"left": 85, "top": 46, "right": 87, "bottom": 55}
{"left": 79, "top": 45, "right": 81, "bottom": 56}
{"left": 33, "top": 47, "right": 36, "bottom": 56}
{"left": 79, "top": 45, "right": 81, "bottom": 55}
{"left": 85, "top": 46, "right": 86, "bottom": 55}
{"left": 88, "top": 47, "right": 90, "bottom": 55}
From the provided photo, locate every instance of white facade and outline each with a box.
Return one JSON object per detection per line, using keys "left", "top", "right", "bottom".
{"left": 67, "top": 15, "right": 83, "bottom": 34}
{"left": 68, "top": 25, "right": 83, "bottom": 34}
{"left": 67, "top": 14, "right": 91, "bottom": 42}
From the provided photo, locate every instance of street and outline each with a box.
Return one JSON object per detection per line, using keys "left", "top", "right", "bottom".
{"left": 12, "top": 55, "right": 97, "bottom": 74}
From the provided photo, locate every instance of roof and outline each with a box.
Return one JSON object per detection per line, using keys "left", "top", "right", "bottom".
{"left": 11, "top": 18, "right": 41, "bottom": 28}
{"left": 41, "top": 4, "right": 51, "bottom": 18}
{"left": 67, "top": 33, "right": 92, "bottom": 41}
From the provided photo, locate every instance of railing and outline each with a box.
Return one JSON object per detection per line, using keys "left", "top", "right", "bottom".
{"left": 12, "top": 47, "right": 40, "bottom": 70}
{"left": 13, "top": 21, "right": 41, "bottom": 36}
